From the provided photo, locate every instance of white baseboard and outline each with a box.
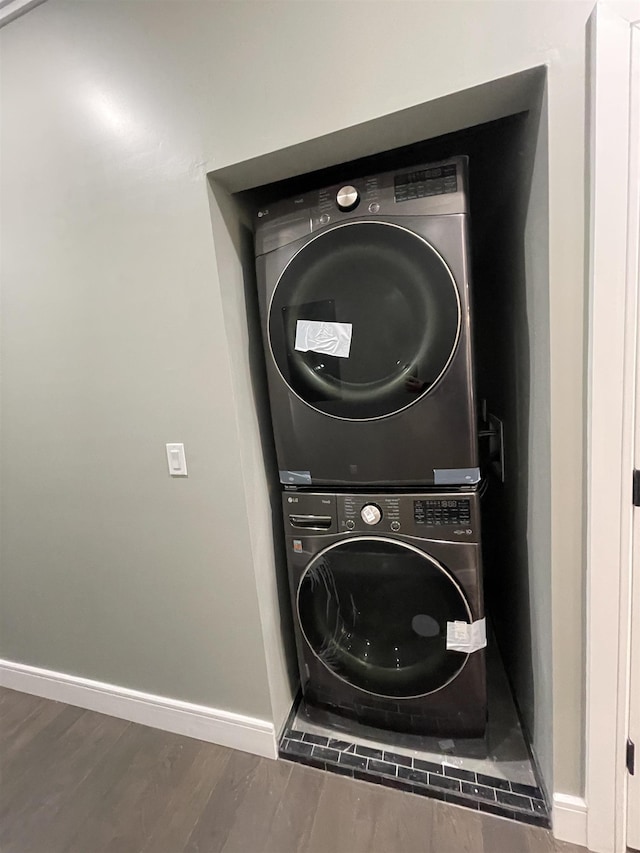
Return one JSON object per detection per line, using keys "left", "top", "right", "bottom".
{"left": 553, "top": 793, "right": 588, "bottom": 847}
{"left": 0, "top": 658, "right": 277, "bottom": 759}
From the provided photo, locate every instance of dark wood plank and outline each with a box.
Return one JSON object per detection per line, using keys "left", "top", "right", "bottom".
{"left": 430, "top": 798, "right": 483, "bottom": 853}
{"left": 219, "top": 756, "right": 292, "bottom": 853}
{"left": 14, "top": 719, "right": 167, "bottom": 853}
{"left": 99, "top": 731, "right": 216, "bottom": 853}
{"left": 183, "top": 748, "right": 263, "bottom": 852}
{"left": 481, "top": 809, "right": 542, "bottom": 853}
{"left": 1, "top": 701, "right": 84, "bottom": 787}
{"left": 0, "top": 686, "right": 42, "bottom": 715}
{"left": 304, "top": 772, "right": 381, "bottom": 853}
{"left": 370, "top": 784, "right": 433, "bottom": 853}
{"left": 0, "top": 689, "right": 64, "bottom": 762}
{"left": 62, "top": 724, "right": 196, "bottom": 853}
{"left": 0, "top": 708, "right": 130, "bottom": 851}
{"left": 479, "top": 807, "right": 588, "bottom": 853}
{"left": 552, "top": 839, "right": 589, "bottom": 853}
{"left": 0, "top": 688, "right": 47, "bottom": 749}
{"left": 262, "top": 763, "right": 325, "bottom": 853}
{"left": 139, "top": 741, "right": 233, "bottom": 853}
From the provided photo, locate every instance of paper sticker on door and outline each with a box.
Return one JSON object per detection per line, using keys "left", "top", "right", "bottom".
{"left": 295, "top": 320, "right": 352, "bottom": 358}
{"left": 445, "top": 618, "right": 487, "bottom": 653}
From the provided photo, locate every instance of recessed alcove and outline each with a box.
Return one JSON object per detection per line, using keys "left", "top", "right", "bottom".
{"left": 206, "top": 63, "right": 552, "bottom": 806}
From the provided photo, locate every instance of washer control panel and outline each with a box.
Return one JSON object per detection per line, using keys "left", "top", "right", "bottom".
{"left": 282, "top": 492, "right": 480, "bottom": 542}
{"left": 339, "top": 492, "right": 478, "bottom": 541}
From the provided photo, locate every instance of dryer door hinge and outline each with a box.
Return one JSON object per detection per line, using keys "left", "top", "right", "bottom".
{"left": 633, "top": 470, "right": 640, "bottom": 506}
{"left": 627, "top": 738, "right": 635, "bottom": 775}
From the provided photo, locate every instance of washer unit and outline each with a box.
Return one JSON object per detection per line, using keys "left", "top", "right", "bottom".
{"left": 255, "top": 156, "right": 479, "bottom": 489}
{"left": 283, "top": 490, "right": 486, "bottom": 736}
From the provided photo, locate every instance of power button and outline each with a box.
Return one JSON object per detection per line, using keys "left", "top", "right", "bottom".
{"left": 346, "top": 519, "right": 355, "bottom": 530}
{"left": 361, "top": 504, "right": 382, "bottom": 525}
{"left": 390, "top": 521, "right": 401, "bottom": 532}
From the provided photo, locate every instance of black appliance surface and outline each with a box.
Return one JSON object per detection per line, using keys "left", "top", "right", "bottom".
{"left": 283, "top": 490, "right": 487, "bottom": 737}
{"left": 255, "top": 156, "right": 479, "bottom": 488}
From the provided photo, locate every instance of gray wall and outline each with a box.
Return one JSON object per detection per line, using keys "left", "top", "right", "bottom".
{"left": 0, "top": 0, "right": 592, "bottom": 794}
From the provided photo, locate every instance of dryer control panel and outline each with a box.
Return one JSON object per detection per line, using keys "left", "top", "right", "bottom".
{"left": 283, "top": 491, "right": 480, "bottom": 543}
{"left": 254, "top": 156, "right": 469, "bottom": 256}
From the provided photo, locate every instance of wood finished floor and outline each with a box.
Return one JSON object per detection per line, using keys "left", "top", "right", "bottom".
{"left": 0, "top": 687, "right": 586, "bottom": 853}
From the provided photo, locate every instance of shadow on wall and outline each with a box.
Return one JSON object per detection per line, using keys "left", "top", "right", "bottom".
{"left": 471, "top": 109, "right": 538, "bottom": 757}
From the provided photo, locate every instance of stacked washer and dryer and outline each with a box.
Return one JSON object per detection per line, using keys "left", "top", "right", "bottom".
{"left": 254, "top": 157, "right": 487, "bottom": 737}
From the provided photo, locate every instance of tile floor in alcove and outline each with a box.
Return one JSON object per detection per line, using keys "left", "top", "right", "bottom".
{"left": 280, "top": 642, "right": 549, "bottom": 827}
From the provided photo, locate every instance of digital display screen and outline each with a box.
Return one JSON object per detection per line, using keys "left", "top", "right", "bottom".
{"left": 394, "top": 165, "right": 458, "bottom": 203}
{"left": 413, "top": 499, "right": 471, "bottom": 525}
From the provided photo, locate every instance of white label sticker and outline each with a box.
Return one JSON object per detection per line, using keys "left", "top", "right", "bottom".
{"left": 446, "top": 617, "right": 487, "bottom": 653}
{"left": 295, "top": 320, "right": 352, "bottom": 358}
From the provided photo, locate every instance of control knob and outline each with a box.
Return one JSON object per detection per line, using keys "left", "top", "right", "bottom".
{"left": 336, "top": 185, "right": 360, "bottom": 212}
{"left": 361, "top": 503, "right": 382, "bottom": 525}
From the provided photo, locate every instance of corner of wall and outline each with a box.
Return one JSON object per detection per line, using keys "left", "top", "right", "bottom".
{"left": 205, "top": 177, "right": 297, "bottom": 738}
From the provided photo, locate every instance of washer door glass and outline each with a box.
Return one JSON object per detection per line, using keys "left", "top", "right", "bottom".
{"left": 297, "top": 538, "right": 470, "bottom": 698}
{"left": 268, "top": 222, "right": 461, "bottom": 420}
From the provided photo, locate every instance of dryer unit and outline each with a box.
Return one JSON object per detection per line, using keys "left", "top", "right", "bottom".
{"left": 282, "top": 490, "right": 487, "bottom": 737}
{"left": 255, "top": 157, "right": 479, "bottom": 489}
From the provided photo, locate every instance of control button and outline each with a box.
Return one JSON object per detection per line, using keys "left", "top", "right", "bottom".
{"left": 368, "top": 202, "right": 380, "bottom": 214}
{"left": 361, "top": 503, "right": 382, "bottom": 525}
{"left": 345, "top": 519, "right": 356, "bottom": 530}
{"left": 336, "top": 185, "right": 360, "bottom": 211}
{"left": 319, "top": 213, "right": 331, "bottom": 225}
{"left": 390, "top": 521, "right": 401, "bottom": 532}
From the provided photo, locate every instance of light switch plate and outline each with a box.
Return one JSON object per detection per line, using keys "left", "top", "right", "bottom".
{"left": 166, "top": 443, "right": 187, "bottom": 477}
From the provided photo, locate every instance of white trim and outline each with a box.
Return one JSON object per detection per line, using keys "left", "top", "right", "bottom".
{"left": 0, "top": 0, "right": 47, "bottom": 27}
{"left": 0, "top": 659, "right": 278, "bottom": 760}
{"left": 586, "top": 5, "right": 638, "bottom": 853}
{"left": 553, "top": 795, "right": 588, "bottom": 848}
{"left": 625, "top": 21, "right": 640, "bottom": 852}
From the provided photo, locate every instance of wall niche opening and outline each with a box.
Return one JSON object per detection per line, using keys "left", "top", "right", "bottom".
{"left": 208, "top": 65, "right": 552, "bottom": 819}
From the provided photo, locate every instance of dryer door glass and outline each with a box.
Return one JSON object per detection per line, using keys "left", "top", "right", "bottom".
{"left": 297, "top": 538, "right": 471, "bottom": 698}
{"left": 268, "top": 222, "right": 461, "bottom": 420}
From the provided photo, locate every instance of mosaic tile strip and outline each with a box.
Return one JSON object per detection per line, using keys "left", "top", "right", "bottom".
{"left": 279, "top": 727, "right": 550, "bottom": 829}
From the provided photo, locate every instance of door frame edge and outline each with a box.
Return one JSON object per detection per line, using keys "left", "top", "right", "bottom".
{"left": 585, "top": 4, "right": 639, "bottom": 852}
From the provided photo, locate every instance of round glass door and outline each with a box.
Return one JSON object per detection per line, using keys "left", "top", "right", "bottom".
{"left": 268, "top": 221, "right": 461, "bottom": 420}
{"left": 297, "top": 538, "right": 471, "bottom": 698}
